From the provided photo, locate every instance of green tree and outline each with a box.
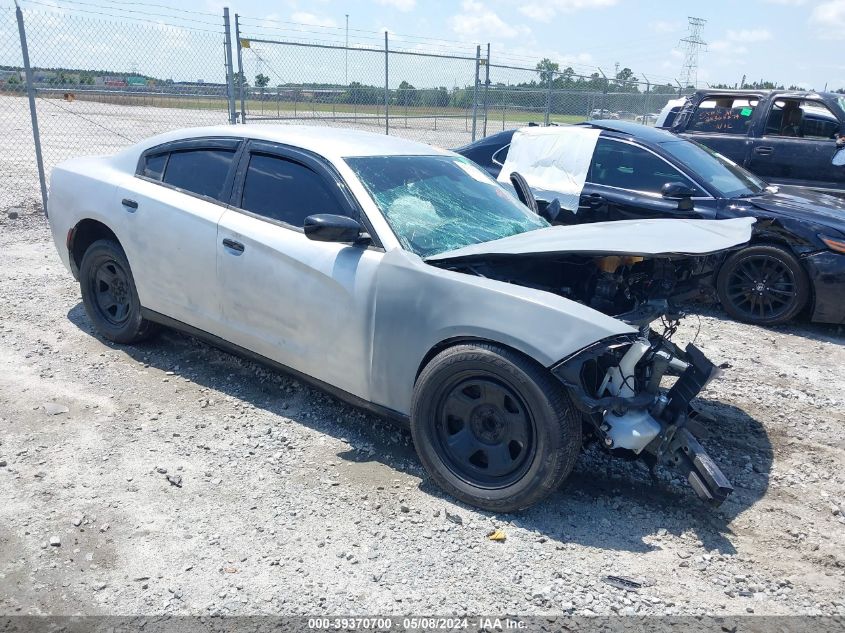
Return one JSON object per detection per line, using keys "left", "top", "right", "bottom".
{"left": 255, "top": 73, "right": 269, "bottom": 88}
{"left": 535, "top": 58, "right": 559, "bottom": 87}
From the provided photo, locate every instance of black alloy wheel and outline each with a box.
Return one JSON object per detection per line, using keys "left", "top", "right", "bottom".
{"left": 717, "top": 244, "right": 809, "bottom": 326}
{"left": 78, "top": 239, "right": 158, "bottom": 343}
{"left": 435, "top": 377, "right": 536, "bottom": 488}
{"left": 88, "top": 258, "right": 132, "bottom": 326}
{"left": 411, "top": 343, "right": 581, "bottom": 512}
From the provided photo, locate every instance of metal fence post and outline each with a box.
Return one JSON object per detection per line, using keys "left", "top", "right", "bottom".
{"left": 471, "top": 44, "right": 480, "bottom": 142}
{"left": 544, "top": 71, "right": 553, "bottom": 126}
{"left": 235, "top": 14, "right": 246, "bottom": 123}
{"left": 482, "top": 43, "right": 490, "bottom": 138}
{"left": 384, "top": 31, "right": 389, "bottom": 135}
{"left": 223, "top": 8, "right": 237, "bottom": 125}
{"left": 15, "top": 1, "right": 47, "bottom": 216}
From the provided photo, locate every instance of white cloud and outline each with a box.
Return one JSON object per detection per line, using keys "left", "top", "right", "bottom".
{"left": 763, "top": 0, "right": 808, "bottom": 4}
{"left": 449, "top": 0, "right": 531, "bottom": 40}
{"left": 707, "top": 28, "right": 771, "bottom": 60}
{"left": 651, "top": 20, "right": 681, "bottom": 33}
{"left": 725, "top": 28, "right": 773, "bottom": 42}
{"left": 519, "top": 0, "right": 618, "bottom": 21}
{"left": 811, "top": 0, "right": 845, "bottom": 38}
{"left": 290, "top": 11, "right": 338, "bottom": 28}
{"left": 375, "top": 0, "right": 417, "bottom": 11}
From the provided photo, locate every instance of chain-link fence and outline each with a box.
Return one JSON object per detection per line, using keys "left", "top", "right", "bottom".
{"left": 0, "top": 3, "right": 692, "bottom": 215}
{"left": 0, "top": 4, "right": 234, "bottom": 212}
{"left": 0, "top": 6, "right": 36, "bottom": 212}
{"left": 234, "top": 25, "right": 481, "bottom": 148}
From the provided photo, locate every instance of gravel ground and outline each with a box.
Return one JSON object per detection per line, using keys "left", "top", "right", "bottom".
{"left": 1, "top": 207, "right": 844, "bottom": 617}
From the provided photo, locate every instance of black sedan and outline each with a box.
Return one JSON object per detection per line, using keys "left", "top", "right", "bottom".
{"left": 455, "top": 121, "right": 845, "bottom": 326}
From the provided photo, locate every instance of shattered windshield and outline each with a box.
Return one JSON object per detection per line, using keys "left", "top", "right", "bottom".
{"left": 346, "top": 155, "right": 548, "bottom": 257}
{"left": 660, "top": 140, "right": 766, "bottom": 198}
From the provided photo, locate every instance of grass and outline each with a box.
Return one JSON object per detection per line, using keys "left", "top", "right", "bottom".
{"left": 33, "top": 91, "right": 590, "bottom": 125}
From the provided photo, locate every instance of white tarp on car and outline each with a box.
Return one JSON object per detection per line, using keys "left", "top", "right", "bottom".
{"left": 426, "top": 216, "right": 756, "bottom": 261}
{"left": 496, "top": 126, "right": 601, "bottom": 211}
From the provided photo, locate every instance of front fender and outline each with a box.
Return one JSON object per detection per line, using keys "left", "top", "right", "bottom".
{"left": 369, "top": 249, "right": 636, "bottom": 415}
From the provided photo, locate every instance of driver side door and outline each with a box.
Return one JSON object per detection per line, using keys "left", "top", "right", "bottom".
{"left": 579, "top": 137, "right": 716, "bottom": 222}
{"left": 216, "top": 141, "right": 384, "bottom": 400}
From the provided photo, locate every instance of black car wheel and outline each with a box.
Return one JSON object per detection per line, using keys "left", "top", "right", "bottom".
{"left": 411, "top": 343, "right": 580, "bottom": 512}
{"left": 716, "top": 244, "right": 809, "bottom": 326}
{"left": 79, "top": 239, "right": 158, "bottom": 343}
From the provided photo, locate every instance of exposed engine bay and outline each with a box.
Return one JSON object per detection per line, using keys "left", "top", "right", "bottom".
{"left": 431, "top": 251, "right": 722, "bottom": 327}
{"left": 430, "top": 251, "right": 735, "bottom": 507}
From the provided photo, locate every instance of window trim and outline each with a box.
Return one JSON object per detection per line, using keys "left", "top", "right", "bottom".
{"left": 229, "top": 140, "right": 384, "bottom": 249}
{"left": 134, "top": 136, "right": 244, "bottom": 206}
{"left": 586, "top": 137, "right": 713, "bottom": 200}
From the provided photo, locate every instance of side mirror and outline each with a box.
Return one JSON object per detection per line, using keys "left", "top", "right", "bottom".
{"left": 304, "top": 214, "right": 369, "bottom": 244}
{"left": 661, "top": 181, "right": 696, "bottom": 211}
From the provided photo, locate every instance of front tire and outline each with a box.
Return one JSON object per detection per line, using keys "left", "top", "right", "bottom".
{"left": 410, "top": 343, "right": 581, "bottom": 512}
{"left": 79, "top": 239, "right": 157, "bottom": 343}
{"left": 716, "top": 244, "right": 809, "bottom": 326}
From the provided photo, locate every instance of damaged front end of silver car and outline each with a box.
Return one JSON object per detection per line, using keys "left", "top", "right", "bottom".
{"left": 551, "top": 328, "right": 733, "bottom": 506}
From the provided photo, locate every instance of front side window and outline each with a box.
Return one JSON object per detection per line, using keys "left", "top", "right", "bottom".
{"left": 688, "top": 97, "right": 759, "bottom": 135}
{"left": 660, "top": 140, "right": 766, "bottom": 198}
{"left": 162, "top": 149, "right": 236, "bottom": 200}
{"left": 588, "top": 139, "right": 701, "bottom": 195}
{"left": 764, "top": 99, "right": 840, "bottom": 140}
{"left": 240, "top": 153, "right": 342, "bottom": 227}
{"left": 345, "top": 155, "right": 547, "bottom": 257}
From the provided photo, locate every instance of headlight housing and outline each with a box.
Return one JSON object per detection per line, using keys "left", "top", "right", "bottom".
{"left": 820, "top": 234, "right": 845, "bottom": 254}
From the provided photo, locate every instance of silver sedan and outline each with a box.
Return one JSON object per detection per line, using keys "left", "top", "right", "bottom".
{"left": 47, "top": 125, "right": 752, "bottom": 511}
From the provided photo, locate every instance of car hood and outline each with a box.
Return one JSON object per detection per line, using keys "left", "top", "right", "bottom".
{"left": 426, "top": 216, "right": 755, "bottom": 262}
{"left": 740, "top": 186, "right": 845, "bottom": 234}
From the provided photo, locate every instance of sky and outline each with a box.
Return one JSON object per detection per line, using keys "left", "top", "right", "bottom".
{"left": 4, "top": 0, "right": 845, "bottom": 90}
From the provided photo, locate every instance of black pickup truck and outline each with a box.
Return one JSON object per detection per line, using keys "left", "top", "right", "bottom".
{"left": 660, "top": 90, "right": 845, "bottom": 194}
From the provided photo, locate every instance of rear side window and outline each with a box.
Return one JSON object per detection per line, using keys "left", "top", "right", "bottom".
{"left": 162, "top": 149, "right": 236, "bottom": 200}
{"left": 688, "top": 97, "right": 758, "bottom": 135}
{"left": 142, "top": 153, "right": 167, "bottom": 180}
{"left": 240, "top": 153, "right": 343, "bottom": 227}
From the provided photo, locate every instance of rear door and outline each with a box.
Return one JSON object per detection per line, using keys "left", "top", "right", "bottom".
{"left": 580, "top": 137, "right": 716, "bottom": 221}
{"left": 216, "top": 141, "right": 383, "bottom": 399}
{"left": 114, "top": 137, "right": 240, "bottom": 334}
{"left": 747, "top": 97, "right": 844, "bottom": 189}
{"left": 679, "top": 95, "right": 759, "bottom": 166}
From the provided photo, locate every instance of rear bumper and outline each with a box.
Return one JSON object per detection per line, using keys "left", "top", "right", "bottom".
{"left": 803, "top": 250, "right": 845, "bottom": 325}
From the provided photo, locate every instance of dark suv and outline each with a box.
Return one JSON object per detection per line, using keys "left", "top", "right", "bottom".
{"left": 661, "top": 89, "right": 845, "bottom": 195}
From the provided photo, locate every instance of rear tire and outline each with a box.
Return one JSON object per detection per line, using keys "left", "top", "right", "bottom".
{"left": 716, "top": 244, "right": 809, "bottom": 326}
{"left": 79, "top": 239, "right": 158, "bottom": 343}
{"left": 410, "top": 343, "right": 581, "bottom": 512}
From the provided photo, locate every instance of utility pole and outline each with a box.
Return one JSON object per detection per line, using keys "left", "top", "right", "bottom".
{"left": 679, "top": 16, "right": 707, "bottom": 90}
{"left": 345, "top": 14, "right": 349, "bottom": 86}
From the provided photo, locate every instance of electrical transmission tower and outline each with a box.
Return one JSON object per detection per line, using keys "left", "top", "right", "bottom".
{"left": 679, "top": 16, "right": 707, "bottom": 89}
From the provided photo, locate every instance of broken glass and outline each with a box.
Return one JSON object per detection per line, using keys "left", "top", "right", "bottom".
{"left": 345, "top": 155, "right": 547, "bottom": 257}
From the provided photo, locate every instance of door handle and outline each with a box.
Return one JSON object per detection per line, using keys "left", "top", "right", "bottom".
{"left": 222, "top": 238, "right": 245, "bottom": 253}
{"left": 121, "top": 198, "right": 138, "bottom": 210}
{"left": 754, "top": 146, "right": 774, "bottom": 156}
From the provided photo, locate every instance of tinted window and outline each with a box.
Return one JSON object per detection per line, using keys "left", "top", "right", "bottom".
{"left": 588, "top": 139, "right": 702, "bottom": 195}
{"left": 240, "top": 154, "right": 342, "bottom": 227}
{"left": 689, "top": 97, "right": 758, "bottom": 135}
{"left": 142, "top": 153, "right": 167, "bottom": 180}
{"left": 764, "top": 99, "right": 840, "bottom": 139}
{"left": 163, "top": 149, "right": 236, "bottom": 200}
{"left": 660, "top": 140, "right": 765, "bottom": 199}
